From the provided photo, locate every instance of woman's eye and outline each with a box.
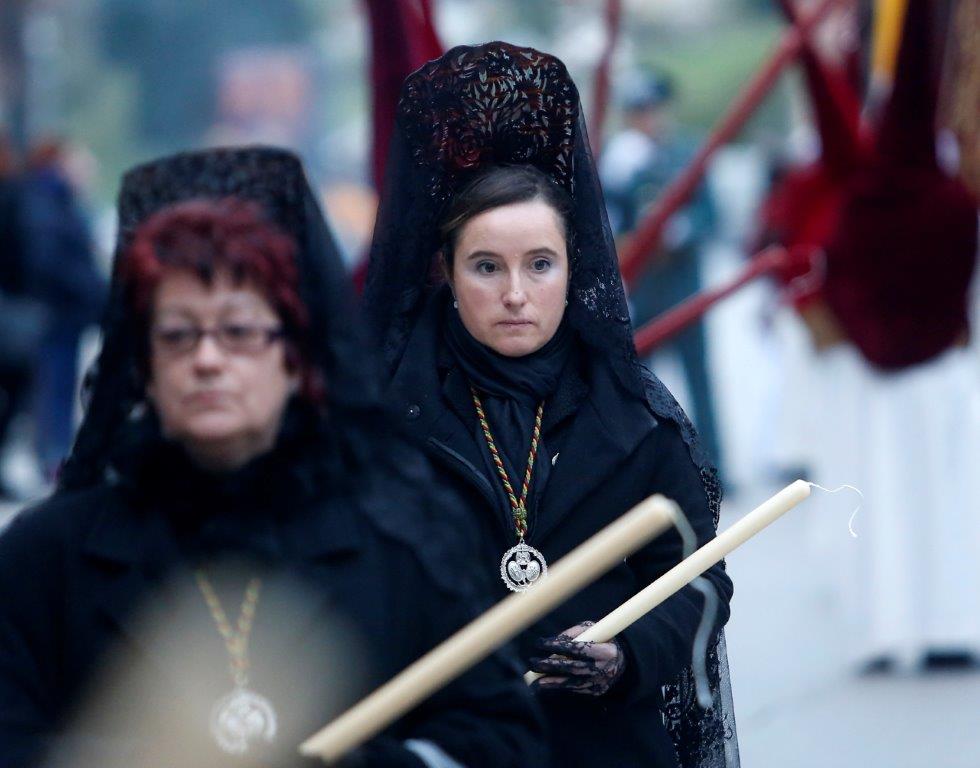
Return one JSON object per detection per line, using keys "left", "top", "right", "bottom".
{"left": 476, "top": 261, "right": 497, "bottom": 275}
{"left": 158, "top": 328, "right": 195, "bottom": 344}
{"left": 222, "top": 324, "right": 253, "bottom": 340}
{"left": 531, "top": 258, "right": 552, "bottom": 272}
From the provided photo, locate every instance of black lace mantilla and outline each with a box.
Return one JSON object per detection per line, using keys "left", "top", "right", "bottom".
{"left": 367, "top": 42, "right": 645, "bottom": 404}
{"left": 65, "top": 149, "right": 330, "bottom": 492}
{"left": 663, "top": 631, "right": 739, "bottom": 768}
{"left": 643, "top": 371, "right": 739, "bottom": 768}
{"left": 398, "top": 42, "right": 577, "bottom": 208}
{"left": 60, "top": 146, "right": 480, "bottom": 599}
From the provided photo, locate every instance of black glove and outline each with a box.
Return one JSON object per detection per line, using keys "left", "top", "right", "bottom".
{"left": 530, "top": 621, "right": 627, "bottom": 696}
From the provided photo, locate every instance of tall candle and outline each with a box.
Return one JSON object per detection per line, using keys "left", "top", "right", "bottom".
{"left": 300, "top": 494, "right": 679, "bottom": 762}
{"left": 525, "top": 480, "right": 812, "bottom": 684}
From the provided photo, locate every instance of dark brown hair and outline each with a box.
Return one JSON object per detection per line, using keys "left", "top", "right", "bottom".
{"left": 438, "top": 164, "right": 573, "bottom": 267}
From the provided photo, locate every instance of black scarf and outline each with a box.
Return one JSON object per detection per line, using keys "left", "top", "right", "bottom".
{"left": 112, "top": 401, "right": 323, "bottom": 563}
{"left": 444, "top": 299, "right": 571, "bottom": 500}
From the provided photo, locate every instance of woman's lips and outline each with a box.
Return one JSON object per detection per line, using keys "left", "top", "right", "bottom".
{"left": 185, "top": 391, "right": 231, "bottom": 407}
{"left": 497, "top": 319, "right": 534, "bottom": 326}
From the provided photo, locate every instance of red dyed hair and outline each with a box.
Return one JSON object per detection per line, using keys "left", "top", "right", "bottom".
{"left": 120, "top": 197, "right": 322, "bottom": 401}
{"left": 27, "top": 137, "right": 65, "bottom": 171}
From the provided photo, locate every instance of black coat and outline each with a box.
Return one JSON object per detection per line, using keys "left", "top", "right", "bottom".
{"left": 385, "top": 297, "right": 733, "bottom": 768}
{"left": 0, "top": 440, "right": 546, "bottom": 768}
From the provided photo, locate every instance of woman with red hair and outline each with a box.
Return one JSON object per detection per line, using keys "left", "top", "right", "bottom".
{"left": 0, "top": 148, "right": 545, "bottom": 767}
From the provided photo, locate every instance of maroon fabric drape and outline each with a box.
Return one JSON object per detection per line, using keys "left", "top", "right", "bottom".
{"left": 589, "top": 0, "right": 623, "bottom": 157}
{"left": 751, "top": 0, "right": 862, "bottom": 307}
{"left": 637, "top": 0, "right": 977, "bottom": 369}
{"left": 357, "top": 0, "right": 443, "bottom": 289}
{"left": 774, "top": 0, "right": 862, "bottom": 177}
{"left": 363, "top": 0, "right": 443, "bottom": 192}
{"left": 822, "top": 0, "right": 977, "bottom": 369}
{"left": 756, "top": 0, "right": 978, "bottom": 369}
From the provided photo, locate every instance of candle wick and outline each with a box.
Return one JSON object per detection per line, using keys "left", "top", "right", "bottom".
{"left": 808, "top": 482, "right": 864, "bottom": 538}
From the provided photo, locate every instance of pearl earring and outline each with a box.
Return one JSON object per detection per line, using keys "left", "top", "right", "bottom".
{"left": 453, "top": 300, "right": 459, "bottom": 309}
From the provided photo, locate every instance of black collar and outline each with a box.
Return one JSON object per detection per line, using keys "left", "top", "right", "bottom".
{"left": 531, "top": 360, "right": 657, "bottom": 541}
{"left": 81, "top": 484, "right": 364, "bottom": 567}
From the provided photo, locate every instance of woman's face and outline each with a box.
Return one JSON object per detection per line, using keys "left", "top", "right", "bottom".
{"left": 146, "top": 268, "right": 298, "bottom": 471}
{"left": 450, "top": 198, "right": 569, "bottom": 357}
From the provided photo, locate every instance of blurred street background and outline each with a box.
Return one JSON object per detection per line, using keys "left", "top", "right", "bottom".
{"left": 1, "top": 1, "right": 978, "bottom": 765}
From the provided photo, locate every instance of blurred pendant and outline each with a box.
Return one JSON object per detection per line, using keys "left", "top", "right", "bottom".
{"left": 210, "top": 687, "right": 278, "bottom": 754}
{"left": 501, "top": 541, "right": 548, "bottom": 593}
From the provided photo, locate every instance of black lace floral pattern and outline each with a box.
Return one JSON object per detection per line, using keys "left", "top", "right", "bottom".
{"left": 530, "top": 621, "right": 627, "bottom": 696}
{"left": 116, "top": 148, "right": 306, "bottom": 252}
{"left": 368, "top": 42, "right": 645, "bottom": 404}
{"left": 663, "top": 633, "right": 740, "bottom": 768}
{"left": 398, "top": 42, "right": 577, "bottom": 208}
{"left": 643, "top": 370, "right": 738, "bottom": 768}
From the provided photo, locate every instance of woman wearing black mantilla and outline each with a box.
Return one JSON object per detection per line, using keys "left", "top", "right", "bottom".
{"left": 365, "top": 43, "right": 739, "bottom": 768}
{"left": 0, "top": 147, "right": 546, "bottom": 768}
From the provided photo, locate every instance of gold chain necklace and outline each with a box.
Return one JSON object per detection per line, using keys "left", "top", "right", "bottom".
{"left": 470, "top": 386, "right": 549, "bottom": 593}
{"left": 195, "top": 571, "right": 277, "bottom": 754}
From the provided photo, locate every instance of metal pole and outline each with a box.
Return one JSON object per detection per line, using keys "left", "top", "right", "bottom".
{"left": 633, "top": 246, "right": 792, "bottom": 357}
{"left": 618, "top": 0, "right": 854, "bottom": 288}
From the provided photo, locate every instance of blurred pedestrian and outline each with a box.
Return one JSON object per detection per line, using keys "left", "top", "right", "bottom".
{"left": 601, "top": 72, "right": 725, "bottom": 478}
{"left": 0, "top": 134, "right": 47, "bottom": 499}
{"left": 20, "top": 138, "right": 107, "bottom": 478}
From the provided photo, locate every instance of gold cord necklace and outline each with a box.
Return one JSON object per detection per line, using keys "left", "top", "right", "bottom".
{"left": 470, "top": 386, "right": 549, "bottom": 593}
{"left": 195, "top": 571, "right": 277, "bottom": 754}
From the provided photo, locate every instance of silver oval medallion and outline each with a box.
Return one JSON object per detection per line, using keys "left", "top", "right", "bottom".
{"left": 210, "top": 687, "right": 278, "bottom": 755}
{"left": 500, "top": 541, "right": 548, "bottom": 593}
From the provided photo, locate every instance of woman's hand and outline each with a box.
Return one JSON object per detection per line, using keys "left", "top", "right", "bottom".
{"left": 529, "top": 621, "right": 626, "bottom": 696}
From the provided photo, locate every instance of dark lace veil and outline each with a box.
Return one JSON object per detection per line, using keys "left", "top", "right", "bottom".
{"left": 364, "top": 42, "right": 739, "bottom": 768}
{"left": 59, "top": 147, "right": 390, "bottom": 495}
